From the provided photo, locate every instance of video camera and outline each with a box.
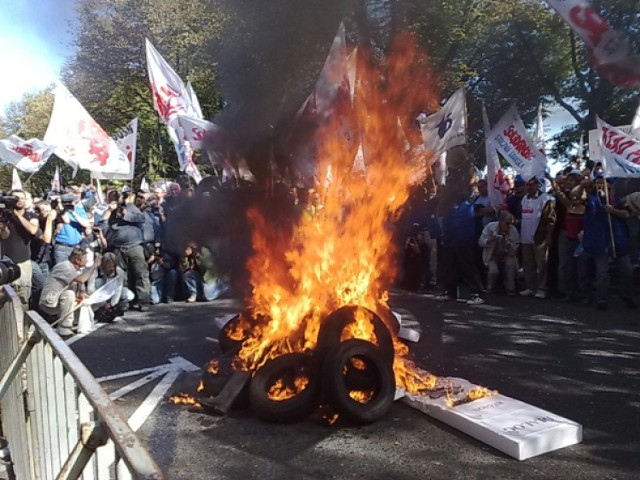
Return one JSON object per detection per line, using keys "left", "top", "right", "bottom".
{"left": 0, "top": 195, "right": 19, "bottom": 222}
{"left": 0, "top": 258, "right": 21, "bottom": 286}
{"left": 50, "top": 193, "right": 77, "bottom": 212}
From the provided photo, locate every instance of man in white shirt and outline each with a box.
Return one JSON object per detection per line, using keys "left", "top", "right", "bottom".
{"left": 519, "top": 177, "right": 556, "bottom": 298}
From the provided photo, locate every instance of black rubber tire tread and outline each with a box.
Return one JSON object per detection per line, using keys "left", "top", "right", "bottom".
{"left": 218, "top": 314, "right": 242, "bottom": 353}
{"left": 321, "top": 339, "right": 395, "bottom": 424}
{"left": 249, "top": 352, "right": 320, "bottom": 423}
{"left": 316, "top": 306, "right": 394, "bottom": 362}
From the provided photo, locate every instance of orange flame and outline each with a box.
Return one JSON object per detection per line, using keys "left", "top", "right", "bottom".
{"left": 349, "top": 390, "right": 374, "bottom": 403}
{"left": 169, "top": 393, "right": 202, "bottom": 408}
{"left": 234, "top": 35, "right": 441, "bottom": 392}
{"left": 267, "top": 375, "right": 310, "bottom": 401}
{"left": 207, "top": 360, "right": 219, "bottom": 375}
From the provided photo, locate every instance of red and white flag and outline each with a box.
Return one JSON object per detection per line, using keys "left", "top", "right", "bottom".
{"left": 177, "top": 115, "right": 218, "bottom": 149}
{"left": 0, "top": 135, "right": 53, "bottom": 173}
{"left": 418, "top": 88, "right": 467, "bottom": 157}
{"left": 489, "top": 105, "right": 547, "bottom": 180}
{"left": 146, "top": 39, "right": 200, "bottom": 171}
{"left": 185, "top": 82, "right": 204, "bottom": 120}
{"left": 482, "top": 103, "right": 507, "bottom": 211}
{"left": 545, "top": 0, "right": 640, "bottom": 89}
{"left": 598, "top": 117, "right": 640, "bottom": 177}
{"left": 51, "top": 166, "right": 61, "bottom": 193}
{"left": 92, "top": 118, "right": 138, "bottom": 181}
{"left": 11, "top": 169, "right": 22, "bottom": 190}
{"left": 44, "top": 84, "right": 130, "bottom": 175}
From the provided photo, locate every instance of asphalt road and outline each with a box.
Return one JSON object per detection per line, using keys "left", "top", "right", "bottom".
{"left": 69, "top": 291, "right": 640, "bottom": 480}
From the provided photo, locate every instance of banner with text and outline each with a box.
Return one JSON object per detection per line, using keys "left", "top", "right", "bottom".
{"left": 598, "top": 117, "right": 640, "bottom": 178}
{"left": 489, "top": 105, "right": 546, "bottom": 180}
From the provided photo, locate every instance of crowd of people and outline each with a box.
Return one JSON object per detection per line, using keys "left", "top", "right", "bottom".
{"left": 0, "top": 182, "right": 230, "bottom": 338}
{"left": 403, "top": 160, "right": 640, "bottom": 311}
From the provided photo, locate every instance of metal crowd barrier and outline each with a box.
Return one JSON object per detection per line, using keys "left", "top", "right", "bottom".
{"left": 0, "top": 286, "right": 166, "bottom": 480}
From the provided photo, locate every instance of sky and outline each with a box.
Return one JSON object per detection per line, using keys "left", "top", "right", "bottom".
{"left": 0, "top": 0, "right": 77, "bottom": 113}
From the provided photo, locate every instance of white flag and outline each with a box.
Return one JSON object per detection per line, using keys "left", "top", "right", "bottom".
{"left": 418, "top": 88, "right": 467, "bottom": 156}
{"left": 145, "top": 39, "right": 192, "bottom": 127}
{"left": 598, "top": 117, "right": 640, "bottom": 177}
{"left": 83, "top": 277, "right": 119, "bottom": 306}
{"left": 92, "top": 118, "right": 138, "bottom": 181}
{"left": 177, "top": 115, "right": 218, "bottom": 149}
{"left": 315, "top": 22, "right": 348, "bottom": 118}
{"left": 11, "top": 169, "right": 22, "bottom": 190}
{"left": 44, "top": 84, "right": 130, "bottom": 174}
{"left": 140, "top": 176, "right": 149, "bottom": 192}
{"left": 632, "top": 101, "right": 640, "bottom": 139}
{"left": 51, "top": 166, "right": 61, "bottom": 193}
{"left": 352, "top": 143, "right": 366, "bottom": 173}
{"left": 0, "top": 135, "right": 53, "bottom": 173}
{"left": 489, "top": 105, "right": 547, "bottom": 180}
{"left": 483, "top": 103, "right": 508, "bottom": 211}
{"left": 185, "top": 158, "right": 202, "bottom": 184}
{"left": 545, "top": 0, "right": 640, "bottom": 89}
{"left": 185, "top": 82, "right": 204, "bottom": 120}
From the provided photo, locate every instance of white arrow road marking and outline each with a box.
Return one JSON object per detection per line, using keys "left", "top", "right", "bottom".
{"left": 94, "top": 356, "right": 200, "bottom": 476}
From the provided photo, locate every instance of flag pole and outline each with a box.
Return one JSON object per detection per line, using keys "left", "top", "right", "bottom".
{"left": 603, "top": 178, "right": 617, "bottom": 258}
{"left": 155, "top": 112, "right": 166, "bottom": 180}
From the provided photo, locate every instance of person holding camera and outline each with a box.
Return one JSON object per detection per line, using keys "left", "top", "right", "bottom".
{"left": 39, "top": 247, "right": 101, "bottom": 337}
{"left": 103, "top": 195, "right": 151, "bottom": 312}
{"left": 0, "top": 189, "right": 39, "bottom": 305}
{"left": 52, "top": 193, "right": 91, "bottom": 266}
{"left": 478, "top": 211, "right": 521, "bottom": 295}
{"left": 30, "top": 200, "right": 58, "bottom": 308}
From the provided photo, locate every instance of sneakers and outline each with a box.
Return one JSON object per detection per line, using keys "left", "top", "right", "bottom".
{"left": 519, "top": 289, "right": 534, "bottom": 297}
{"left": 186, "top": 295, "right": 197, "bottom": 303}
{"left": 466, "top": 294, "right": 485, "bottom": 305}
{"left": 534, "top": 290, "right": 546, "bottom": 299}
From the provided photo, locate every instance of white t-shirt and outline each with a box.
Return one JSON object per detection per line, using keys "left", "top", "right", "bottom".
{"left": 520, "top": 193, "right": 551, "bottom": 244}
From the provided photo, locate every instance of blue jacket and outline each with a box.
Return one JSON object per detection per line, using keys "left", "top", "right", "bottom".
{"left": 583, "top": 193, "right": 629, "bottom": 257}
{"left": 441, "top": 199, "right": 476, "bottom": 247}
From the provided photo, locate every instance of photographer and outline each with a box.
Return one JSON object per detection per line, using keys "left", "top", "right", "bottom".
{"left": 51, "top": 192, "right": 91, "bottom": 266}
{"left": 103, "top": 194, "right": 151, "bottom": 312}
{"left": 478, "top": 211, "right": 520, "bottom": 295}
{"left": 30, "top": 200, "right": 58, "bottom": 308}
{"left": 0, "top": 189, "right": 39, "bottom": 305}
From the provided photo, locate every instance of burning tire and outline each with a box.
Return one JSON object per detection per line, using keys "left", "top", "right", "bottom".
{"left": 218, "top": 314, "right": 242, "bottom": 354}
{"left": 249, "top": 352, "right": 320, "bottom": 423}
{"left": 316, "top": 305, "right": 394, "bottom": 362}
{"left": 321, "top": 339, "right": 395, "bottom": 424}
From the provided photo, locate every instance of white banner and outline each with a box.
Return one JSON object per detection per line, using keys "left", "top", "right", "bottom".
{"left": 589, "top": 124, "right": 634, "bottom": 160}
{"left": 185, "top": 82, "right": 204, "bottom": 120}
{"left": 83, "top": 277, "right": 118, "bottom": 306}
{"left": 0, "top": 135, "right": 53, "bottom": 173}
{"left": 418, "top": 88, "right": 467, "bottom": 156}
{"left": 483, "top": 103, "right": 507, "bottom": 211}
{"left": 598, "top": 117, "right": 640, "bottom": 177}
{"left": 44, "top": 84, "right": 130, "bottom": 175}
{"left": 92, "top": 118, "right": 138, "bottom": 180}
{"left": 11, "top": 169, "right": 22, "bottom": 190}
{"left": 489, "top": 105, "right": 546, "bottom": 180}
{"left": 51, "top": 166, "right": 61, "bottom": 193}
{"left": 545, "top": 0, "right": 640, "bottom": 88}
{"left": 177, "top": 115, "right": 218, "bottom": 149}
{"left": 633, "top": 102, "right": 640, "bottom": 138}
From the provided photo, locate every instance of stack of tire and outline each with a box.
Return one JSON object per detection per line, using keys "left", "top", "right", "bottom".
{"left": 217, "top": 305, "right": 397, "bottom": 424}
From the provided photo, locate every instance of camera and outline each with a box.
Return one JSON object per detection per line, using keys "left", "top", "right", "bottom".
{"left": 50, "top": 194, "right": 77, "bottom": 211}
{"left": 0, "top": 195, "right": 19, "bottom": 222}
{"left": 0, "top": 258, "right": 21, "bottom": 286}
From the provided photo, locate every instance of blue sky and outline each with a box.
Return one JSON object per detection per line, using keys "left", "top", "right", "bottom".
{"left": 0, "top": 0, "right": 77, "bottom": 113}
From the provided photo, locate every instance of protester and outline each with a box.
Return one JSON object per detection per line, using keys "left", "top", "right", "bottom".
{"left": 39, "top": 247, "right": 101, "bottom": 337}
{"left": 52, "top": 192, "right": 91, "bottom": 265}
{"left": 577, "top": 176, "right": 637, "bottom": 310}
{"left": 88, "top": 252, "right": 133, "bottom": 323}
{"left": 479, "top": 211, "right": 520, "bottom": 295}
{"left": 519, "top": 176, "right": 556, "bottom": 298}
{"left": 0, "top": 189, "right": 39, "bottom": 305}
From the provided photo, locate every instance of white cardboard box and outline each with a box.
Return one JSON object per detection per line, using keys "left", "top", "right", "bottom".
{"left": 401, "top": 378, "right": 583, "bottom": 460}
